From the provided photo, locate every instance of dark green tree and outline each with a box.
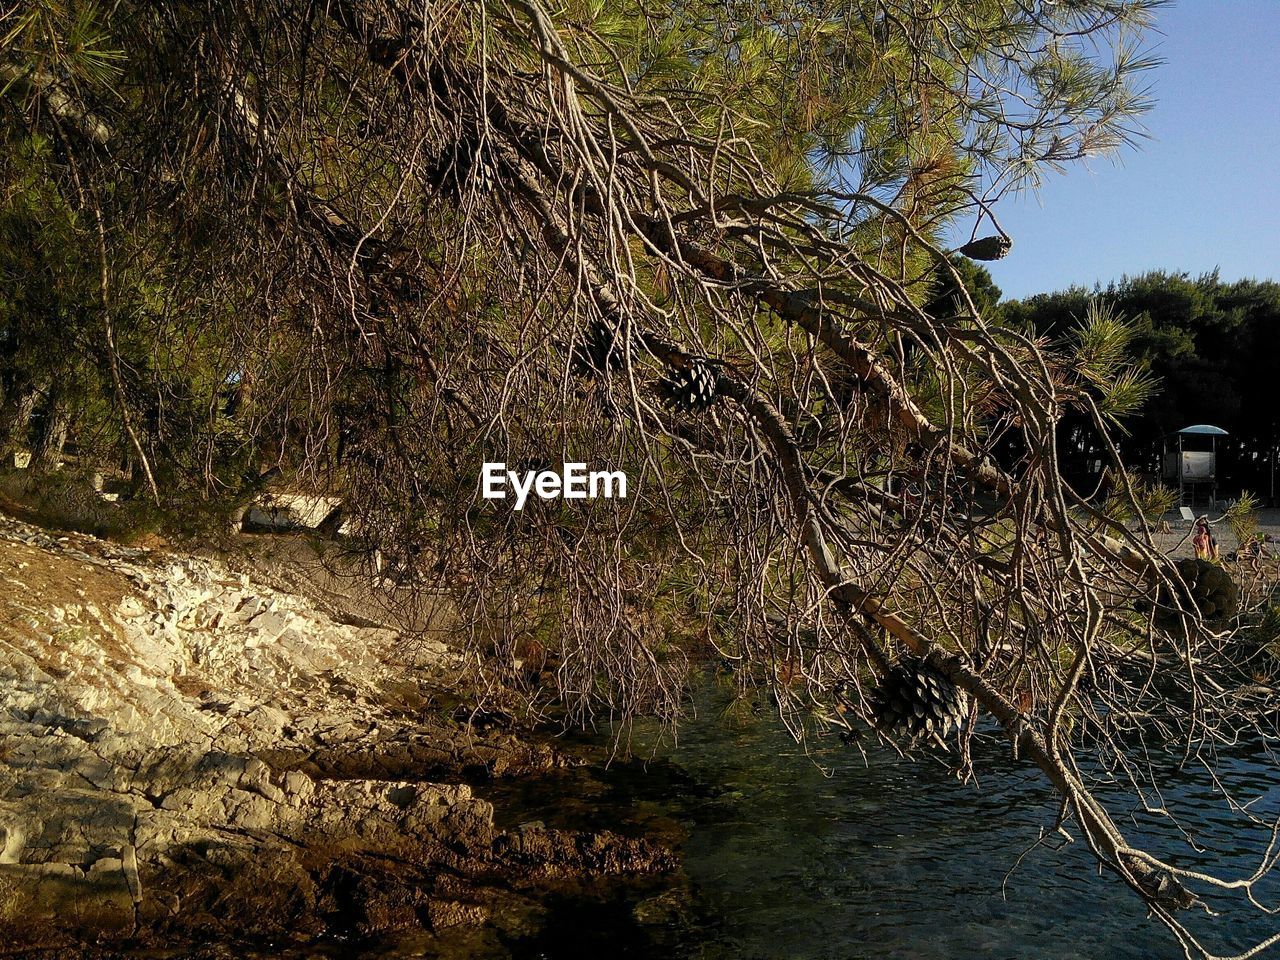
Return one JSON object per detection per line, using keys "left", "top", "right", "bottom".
{"left": 1005, "top": 271, "right": 1280, "bottom": 498}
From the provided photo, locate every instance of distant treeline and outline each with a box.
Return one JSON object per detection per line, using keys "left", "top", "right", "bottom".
{"left": 1000, "top": 271, "right": 1280, "bottom": 501}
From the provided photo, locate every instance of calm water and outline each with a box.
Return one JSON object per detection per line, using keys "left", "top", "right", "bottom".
{"left": 297, "top": 686, "right": 1280, "bottom": 959}
{"left": 453, "top": 689, "right": 1280, "bottom": 960}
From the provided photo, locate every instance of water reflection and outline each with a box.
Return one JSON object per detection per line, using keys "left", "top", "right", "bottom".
{"left": 485, "top": 690, "right": 1280, "bottom": 960}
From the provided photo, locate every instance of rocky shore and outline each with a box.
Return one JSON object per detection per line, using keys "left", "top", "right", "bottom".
{"left": 0, "top": 514, "right": 673, "bottom": 955}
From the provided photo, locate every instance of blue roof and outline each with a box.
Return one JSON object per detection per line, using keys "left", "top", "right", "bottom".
{"left": 1178, "top": 424, "right": 1229, "bottom": 436}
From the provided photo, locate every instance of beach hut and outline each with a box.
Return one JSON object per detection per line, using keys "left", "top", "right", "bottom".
{"left": 1163, "top": 424, "right": 1227, "bottom": 507}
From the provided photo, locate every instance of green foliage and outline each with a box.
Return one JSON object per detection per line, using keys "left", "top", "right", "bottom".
{"left": 0, "top": 0, "right": 1166, "bottom": 516}
{"left": 536, "top": 0, "right": 1159, "bottom": 240}
{"left": 1133, "top": 477, "right": 1178, "bottom": 525}
{"left": 1066, "top": 300, "right": 1158, "bottom": 425}
{"left": 1254, "top": 602, "right": 1280, "bottom": 652}
{"left": 925, "top": 256, "right": 1003, "bottom": 321}
{"left": 1, "top": 2, "right": 126, "bottom": 89}
{"left": 1225, "top": 491, "right": 1260, "bottom": 548}
{"left": 0, "top": 468, "right": 161, "bottom": 542}
{"left": 1005, "top": 272, "right": 1280, "bottom": 492}
{"left": 0, "top": 133, "right": 112, "bottom": 455}
{"left": 0, "top": 0, "right": 1169, "bottom": 731}
{"left": 1101, "top": 469, "right": 1176, "bottom": 527}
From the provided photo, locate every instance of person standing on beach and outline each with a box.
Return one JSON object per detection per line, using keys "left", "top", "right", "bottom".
{"left": 1193, "top": 517, "right": 1219, "bottom": 561}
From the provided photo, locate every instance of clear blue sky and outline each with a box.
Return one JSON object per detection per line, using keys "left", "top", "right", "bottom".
{"left": 977, "top": 1, "right": 1280, "bottom": 301}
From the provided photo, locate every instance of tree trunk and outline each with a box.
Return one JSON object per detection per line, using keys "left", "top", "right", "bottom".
{"left": 33, "top": 398, "right": 70, "bottom": 472}
{"left": 0, "top": 384, "right": 42, "bottom": 464}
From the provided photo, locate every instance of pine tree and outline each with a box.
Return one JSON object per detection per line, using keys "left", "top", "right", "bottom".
{"left": 4, "top": 2, "right": 1267, "bottom": 943}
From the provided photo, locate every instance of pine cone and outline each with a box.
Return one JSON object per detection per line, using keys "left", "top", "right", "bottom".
{"left": 659, "top": 357, "right": 721, "bottom": 413}
{"left": 1156, "top": 557, "right": 1239, "bottom": 628}
{"left": 957, "top": 235, "right": 1012, "bottom": 261}
{"left": 427, "top": 134, "right": 495, "bottom": 197}
{"left": 572, "top": 319, "right": 624, "bottom": 375}
{"left": 866, "top": 657, "right": 969, "bottom": 745}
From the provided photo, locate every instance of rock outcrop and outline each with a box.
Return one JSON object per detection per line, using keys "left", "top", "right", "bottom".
{"left": 0, "top": 515, "right": 672, "bottom": 953}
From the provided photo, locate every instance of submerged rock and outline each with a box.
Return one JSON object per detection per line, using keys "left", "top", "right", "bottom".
{"left": 633, "top": 886, "right": 693, "bottom": 926}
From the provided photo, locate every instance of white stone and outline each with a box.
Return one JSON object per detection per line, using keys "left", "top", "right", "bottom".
{"left": 0, "top": 509, "right": 505, "bottom": 931}
{"left": 247, "top": 493, "right": 343, "bottom": 531}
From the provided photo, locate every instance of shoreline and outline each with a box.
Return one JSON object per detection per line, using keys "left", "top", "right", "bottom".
{"left": 0, "top": 512, "right": 674, "bottom": 956}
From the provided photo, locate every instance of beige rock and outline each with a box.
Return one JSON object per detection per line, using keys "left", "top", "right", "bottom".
{"left": 0, "top": 512, "right": 654, "bottom": 952}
